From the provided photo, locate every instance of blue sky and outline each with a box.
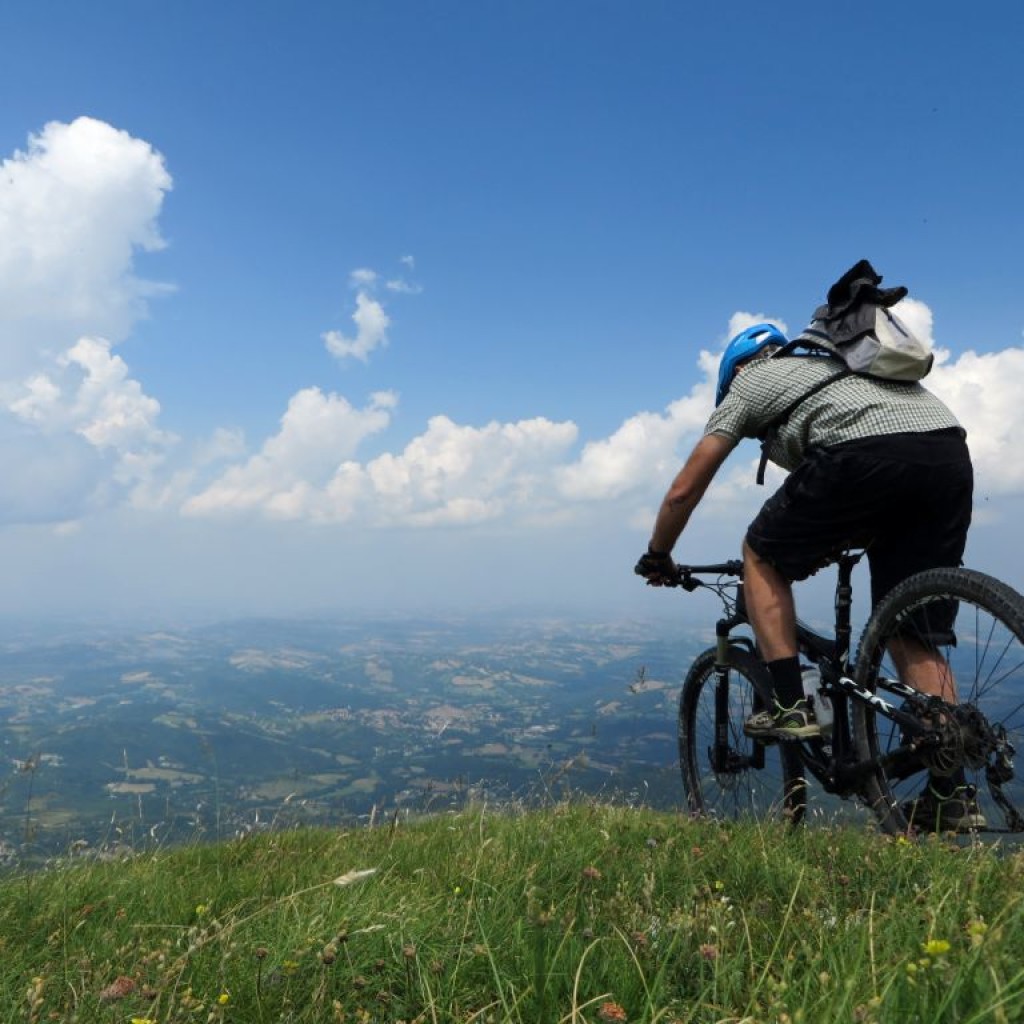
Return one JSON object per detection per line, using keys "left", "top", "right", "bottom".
{"left": 0, "top": 0, "right": 1022, "bottom": 622}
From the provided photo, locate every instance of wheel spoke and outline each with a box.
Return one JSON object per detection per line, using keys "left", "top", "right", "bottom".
{"left": 854, "top": 568, "right": 1024, "bottom": 835}
{"left": 680, "top": 646, "right": 804, "bottom": 823}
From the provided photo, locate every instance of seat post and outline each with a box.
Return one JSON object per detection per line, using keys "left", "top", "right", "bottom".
{"left": 833, "top": 552, "right": 864, "bottom": 670}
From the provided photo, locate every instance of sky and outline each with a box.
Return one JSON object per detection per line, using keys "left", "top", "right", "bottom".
{"left": 0, "top": 0, "right": 1022, "bottom": 624}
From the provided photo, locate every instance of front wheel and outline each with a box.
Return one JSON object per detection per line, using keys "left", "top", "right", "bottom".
{"left": 679, "top": 645, "right": 806, "bottom": 823}
{"left": 853, "top": 567, "right": 1024, "bottom": 835}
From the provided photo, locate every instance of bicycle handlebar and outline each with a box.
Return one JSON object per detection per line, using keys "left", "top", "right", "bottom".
{"left": 675, "top": 560, "right": 744, "bottom": 578}
{"left": 656, "top": 559, "right": 744, "bottom": 590}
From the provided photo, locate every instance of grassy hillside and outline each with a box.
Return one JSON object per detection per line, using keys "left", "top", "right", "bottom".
{"left": 2, "top": 803, "right": 1023, "bottom": 1023}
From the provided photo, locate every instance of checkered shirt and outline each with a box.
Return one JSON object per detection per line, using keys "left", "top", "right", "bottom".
{"left": 705, "top": 355, "right": 962, "bottom": 473}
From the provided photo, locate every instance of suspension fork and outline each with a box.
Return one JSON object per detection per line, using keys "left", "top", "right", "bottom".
{"left": 711, "top": 598, "right": 759, "bottom": 772}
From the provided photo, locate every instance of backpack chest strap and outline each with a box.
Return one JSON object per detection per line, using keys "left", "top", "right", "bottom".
{"left": 754, "top": 369, "right": 852, "bottom": 485}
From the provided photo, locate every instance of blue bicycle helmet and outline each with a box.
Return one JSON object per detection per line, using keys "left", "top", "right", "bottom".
{"left": 715, "top": 323, "right": 788, "bottom": 406}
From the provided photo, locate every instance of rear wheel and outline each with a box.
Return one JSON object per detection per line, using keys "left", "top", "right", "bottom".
{"left": 679, "top": 645, "right": 806, "bottom": 823}
{"left": 853, "top": 568, "right": 1024, "bottom": 835}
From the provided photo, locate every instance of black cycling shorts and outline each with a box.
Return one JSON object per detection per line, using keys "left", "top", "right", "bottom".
{"left": 745, "top": 429, "right": 973, "bottom": 613}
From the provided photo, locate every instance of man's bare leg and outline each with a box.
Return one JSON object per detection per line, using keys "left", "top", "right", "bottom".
{"left": 886, "top": 636, "right": 957, "bottom": 703}
{"left": 742, "top": 540, "right": 798, "bottom": 660}
{"left": 739, "top": 540, "right": 819, "bottom": 738}
{"left": 743, "top": 542, "right": 957, "bottom": 703}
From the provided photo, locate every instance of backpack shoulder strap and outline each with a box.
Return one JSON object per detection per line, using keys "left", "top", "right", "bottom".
{"left": 754, "top": 368, "right": 852, "bottom": 485}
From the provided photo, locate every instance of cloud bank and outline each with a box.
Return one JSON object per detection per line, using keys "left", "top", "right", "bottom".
{"left": 2, "top": 117, "right": 1023, "bottom": 540}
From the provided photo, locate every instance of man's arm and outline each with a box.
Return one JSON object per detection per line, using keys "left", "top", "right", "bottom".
{"left": 649, "top": 432, "right": 736, "bottom": 554}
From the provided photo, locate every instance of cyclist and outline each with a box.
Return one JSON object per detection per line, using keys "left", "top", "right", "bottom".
{"left": 634, "top": 315, "right": 980, "bottom": 830}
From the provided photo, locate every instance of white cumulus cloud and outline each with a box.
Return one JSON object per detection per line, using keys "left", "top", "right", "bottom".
{"left": 322, "top": 261, "right": 421, "bottom": 361}
{"left": 322, "top": 266, "right": 392, "bottom": 364}
{"left": 928, "top": 346, "right": 1024, "bottom": 495}
{"left": 322, "top": 291, "right": 391, "bottom": 363}
{"left": 365, "top": 415, "right": 579, "bottom": 526}
{"left": 11, "top": 337, "right": 167, "bottom": 449}
{"left": 0, "top": 118, "right": 175, "bottom": 523}
{"left": 557, "top": 399, "right": 706, "bottom": 502}
{"left": 183, "top": 407, "right": 579, "bottom": 527}
{"left": 0, "top": 117, "right": 172, "bottom": 376}
{"left": 182, "top": 389, "right": 397, "bottom": 519}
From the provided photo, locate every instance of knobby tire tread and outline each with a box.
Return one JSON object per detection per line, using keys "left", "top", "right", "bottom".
{"left": 852, "top": 567, "right": 1024, "bottom": 834}
{"left": 679, "top": 645, "right": 805, "bottom": 824}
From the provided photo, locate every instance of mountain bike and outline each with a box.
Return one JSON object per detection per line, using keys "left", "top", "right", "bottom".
{"left": 670, "top": 552, "right": 1024, "bottom": 834}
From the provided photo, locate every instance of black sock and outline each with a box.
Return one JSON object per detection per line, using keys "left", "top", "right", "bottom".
{"left": 767, "top": 656, "right": 804, "bottom": 708}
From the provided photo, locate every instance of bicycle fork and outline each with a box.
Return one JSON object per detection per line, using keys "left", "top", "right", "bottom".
{"left": 709, "top": 615, "right": 762, "bottom": 775}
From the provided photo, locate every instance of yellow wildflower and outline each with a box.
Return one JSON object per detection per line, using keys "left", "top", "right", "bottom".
{"left": 923, "top": 938, "right": 951, "bottom": 957}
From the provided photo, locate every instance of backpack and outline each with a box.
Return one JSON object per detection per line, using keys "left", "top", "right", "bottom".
{"left": 794, "top": 304, "right": 934, "bottom": 382}
{"left": 753, "top": 261, "right": 934, "bottom": 485}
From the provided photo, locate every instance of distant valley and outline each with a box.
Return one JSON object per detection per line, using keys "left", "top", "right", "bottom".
{"left": 0, "top": 614, "right": 703, "bottom": 865}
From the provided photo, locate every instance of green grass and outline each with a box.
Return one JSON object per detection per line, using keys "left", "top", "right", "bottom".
{"left": 3, "top": 803, "right": 1024, "bottom": 1023}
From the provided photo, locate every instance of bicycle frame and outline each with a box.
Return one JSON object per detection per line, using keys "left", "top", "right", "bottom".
{"left": 700, "top": 553, "right": 966, "bottom": 803}
{"left": 787, "top": 552, "right": 929, "bottom": 795}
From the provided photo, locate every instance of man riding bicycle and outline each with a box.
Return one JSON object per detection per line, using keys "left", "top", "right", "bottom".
{"left": 634, "top": 263, "right": 979, "bottom": 830}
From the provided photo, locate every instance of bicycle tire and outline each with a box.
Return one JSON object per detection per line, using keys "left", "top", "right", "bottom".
{"left": 679, "top": 645, "right": 806, "bottom": 823}
{"left": 852, "top": 567, "right": 1024, "bottom": 835}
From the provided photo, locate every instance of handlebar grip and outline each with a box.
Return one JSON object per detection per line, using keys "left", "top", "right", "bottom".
{"left": 676, "top": 560, "right": 744, "bottom": 578}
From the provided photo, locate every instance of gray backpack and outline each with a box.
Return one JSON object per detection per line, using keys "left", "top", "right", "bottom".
{"left": 794, "top": 304, "right": 933, "bottom": 382}
{"left": 753, "top": 260, "right": 934, "bottom": 484}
